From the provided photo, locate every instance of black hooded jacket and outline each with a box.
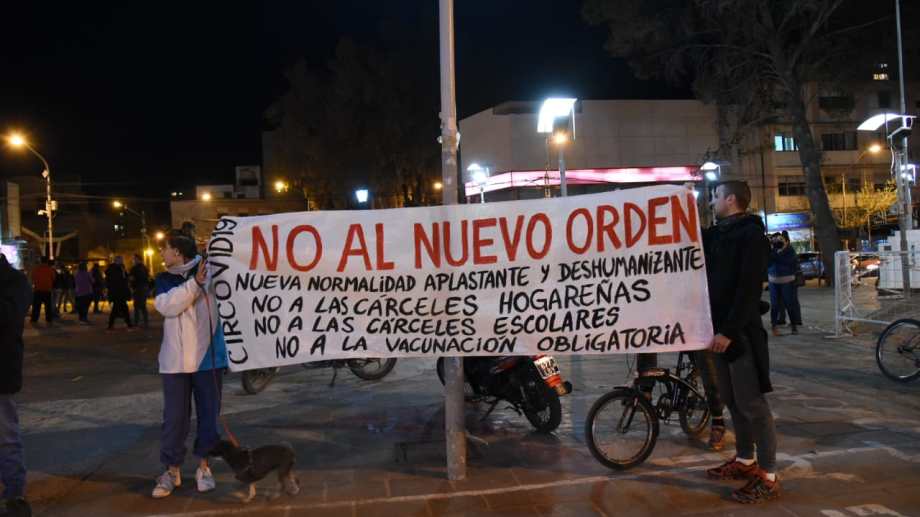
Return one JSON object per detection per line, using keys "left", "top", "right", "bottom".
{"left": 703, "top": 213, "right": 772, "bottom": 393}
{"left": 1, "top": 258, "right": 33, "bottom": 394}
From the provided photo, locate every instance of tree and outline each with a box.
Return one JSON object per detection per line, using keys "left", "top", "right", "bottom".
{"left": 263, "top": 38, "right": 440, "bottom": 209}
{"left": 835, "top": 180, "right": 898, "bottom": 243}
{"left": 583, "top": 0, "right": 902, "bottom": 282}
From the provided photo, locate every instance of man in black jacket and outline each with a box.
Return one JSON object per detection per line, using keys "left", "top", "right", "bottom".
{"left": 105, "top": 256, "right": 134, "bottom": 331}
{"left": 702, "top": 181, "right": 779, "bottom": 504}
{"left": 0, "top": 253, "right": 34, "bottom": 517}
{"left": 129, "top": 254, "right": 150, "bottom": 329}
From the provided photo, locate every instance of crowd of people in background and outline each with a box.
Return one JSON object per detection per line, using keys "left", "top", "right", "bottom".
{"left": 26, "top": 254, "right": 153, "bottom": 330}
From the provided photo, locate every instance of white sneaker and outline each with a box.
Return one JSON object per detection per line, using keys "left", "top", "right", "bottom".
{"left": 152, "top": 469, "right": 181, "bottom": 498}
{"left": 196, "top": 466, "right": 216, "bottom": 492}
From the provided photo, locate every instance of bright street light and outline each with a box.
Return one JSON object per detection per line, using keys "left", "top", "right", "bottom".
{"left": 537, "top": 98, "right": 577, "bottom": 133}
{"left": 700, "top": 161, "right": 720, "bottom": 182}
{"left": 433, "top": 181, "right": 443, "bottom": 191}
{"left": 857, "top": 113, "right": 903, "bottom": 131}
{"left": 155, "top": 231, "right": 165, "bottom": 241}
{"left": 112, "top": 200, "right": 124, "bottom": 209}
{"left": 7, "top": 133, "right": 25, "bottom": 148}
{"left": 538, "top": 97, "right": 577, "bottom": 197}
{"left": 868, "top": 143, "right": 883, "bottom": 154}
{"left": 201, "top": 192, "right": 212, "bottom": 202}
{"left": 274, "top": 180, "right": 289, "bottom": 193}
{"left": 355, "top": 189, "right": 369, "bottom": 204}
{"left": 467, "top": 163, "right": 489, "bottom": 204}
{"left": 4, "top": 131, "right": 55, "bottom": 260}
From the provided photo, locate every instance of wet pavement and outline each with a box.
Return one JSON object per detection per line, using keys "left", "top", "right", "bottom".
{"left": 11, "top": 289, "right": 920, "bottom": 516}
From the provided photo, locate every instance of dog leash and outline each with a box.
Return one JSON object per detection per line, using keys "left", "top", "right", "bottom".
{"left": 200, "top": 263, "right": 241, "bottom": 449}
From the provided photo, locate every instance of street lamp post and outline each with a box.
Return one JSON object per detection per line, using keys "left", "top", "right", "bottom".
{"left": 858, "top": 113, "right": 915, "bottom": 296}
{"left": 553, "top": 133, "right": 569, "bottom": 197}
{"left": 537, "top": 98, "right": 577, "bottom": 197}
{"left": 5, "top": 133, "right": 55, "bottom": 259}
{"left": 467, "top": 163, "right": 488, "bottom": 204}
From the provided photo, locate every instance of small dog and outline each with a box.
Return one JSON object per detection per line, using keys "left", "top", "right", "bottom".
{"left": 209, "top": 440, "right": 300, "bottom": 503}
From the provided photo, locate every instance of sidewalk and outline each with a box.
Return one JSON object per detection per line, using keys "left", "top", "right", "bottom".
{"left": 15, "top": 287, "right": 920, "bottom": 516}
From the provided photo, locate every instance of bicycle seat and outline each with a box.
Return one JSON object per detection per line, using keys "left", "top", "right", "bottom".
{"left": 638, "top": 368, "right": 667, "bottom": 377}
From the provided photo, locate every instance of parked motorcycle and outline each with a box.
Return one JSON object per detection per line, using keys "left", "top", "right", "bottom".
{"left": 241, "top": 358, "right": 398, "bottom": 394}
{"left": 436, "top": 355, "right": 572, "bottom": 433}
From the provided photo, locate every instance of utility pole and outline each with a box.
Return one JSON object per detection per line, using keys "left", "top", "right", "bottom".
{"left": 895, "top": 0, "right": 912, "bottom": 297}
{"left": 44, "top": 169, "right": 54, "bottom": 260}
{"left": 438, "top": 0, "right": 466, "bottom": 481}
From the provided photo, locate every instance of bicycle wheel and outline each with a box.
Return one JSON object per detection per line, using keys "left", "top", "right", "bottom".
{"left": 678, "top": 371, "right": 710, "bottom": 436}
{"left": 585, "top": 387, "right": 659, "bottom": 470}
{"left": 876, "top": 319, "right": 920, "bottom": 383}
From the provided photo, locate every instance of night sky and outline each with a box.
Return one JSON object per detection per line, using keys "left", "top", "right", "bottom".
{"left": 0, "top": 1, "right": 687, "bottom": 206}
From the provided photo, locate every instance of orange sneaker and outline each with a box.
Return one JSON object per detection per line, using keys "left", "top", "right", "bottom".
{"left": 706, "top": 458, "right": 759, "bottom": 480}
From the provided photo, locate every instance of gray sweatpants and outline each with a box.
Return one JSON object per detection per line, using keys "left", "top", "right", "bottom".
{"left": 713, "top": 349, "right": 777, "bottom": 472}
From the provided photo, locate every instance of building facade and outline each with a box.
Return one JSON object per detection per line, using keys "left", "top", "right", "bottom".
{"left": 459, "top": 100, "right": 718, "bottom": 202}
{"left": 170, "top": 166, "right": 306, "bottom": 248}
{"left": 733, "top": 80, "right": 920, "bottom": 247}
{"left": 460, "top": 84, "right": 918, "bottom": 249}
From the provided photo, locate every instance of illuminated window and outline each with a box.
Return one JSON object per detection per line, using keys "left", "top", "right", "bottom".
{"left": 774, "top": 134, "right": 799, "bottom": 152}
{"left": 873, "top": 73, "right": 890, "bottom": 81}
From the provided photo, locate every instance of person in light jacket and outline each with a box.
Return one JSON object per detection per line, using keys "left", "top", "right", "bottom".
{"left": 151, "top": 231, "right": 228, "bottom": 499}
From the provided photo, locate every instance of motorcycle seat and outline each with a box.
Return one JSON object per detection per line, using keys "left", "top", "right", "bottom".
{"left": 638, "top": 367, "right": 668, "bottom": 378}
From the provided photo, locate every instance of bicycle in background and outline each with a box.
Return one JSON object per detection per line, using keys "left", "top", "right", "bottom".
{"left": 876, "top": 318, "right": 920, "bottom": 383}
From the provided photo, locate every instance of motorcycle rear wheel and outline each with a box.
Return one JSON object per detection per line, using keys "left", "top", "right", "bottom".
{"left": 521, "top": 375, "right": 562, "bottom": 433}
{"left": 347, "top": 358, "right": 398, "bottom": 380}
{"left": 241, "top": 367, "right": 280, "bottom": 394}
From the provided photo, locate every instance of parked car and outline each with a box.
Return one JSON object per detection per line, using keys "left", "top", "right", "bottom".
{"left": 798, "top": 252, "right": 826, "bottom": 280}
{"left": 851, "top": 254, "right": 881, "bottom": 278}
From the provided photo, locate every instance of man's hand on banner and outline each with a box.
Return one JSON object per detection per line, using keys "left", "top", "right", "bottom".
{"left": 710, "top": 333, "right": 732, "bottom": 353}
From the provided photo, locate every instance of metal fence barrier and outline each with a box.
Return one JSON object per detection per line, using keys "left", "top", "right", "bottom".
{"left": 833, "top": 250, "right": 919, "bottom": 337}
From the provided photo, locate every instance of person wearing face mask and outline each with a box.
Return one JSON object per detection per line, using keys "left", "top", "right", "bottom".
{"left": 150, "top": 230, "right": 227, "bottom": 499}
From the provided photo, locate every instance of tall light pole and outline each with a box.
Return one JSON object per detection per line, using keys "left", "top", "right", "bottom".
{"left": 553, "top": 133, "right": 569, "bottom": 197}
{"left": 858, "top": 113, "right": 915, "bottom": 296}
{"left": 5, "top": 133, "right": 55, "bottom": 260}
{"left": 438, "top": 0, "right": 465, "bottom": 481}
{"left": 537, "top": 98, "right": 577, "bottom": 197}
{"left": 467, "top": 163, "right": 488, "bottom": 204}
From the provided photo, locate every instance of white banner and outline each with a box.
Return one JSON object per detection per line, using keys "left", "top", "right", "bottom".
{"left": 206, "top": 185, "right": 713, "bottom": 372}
